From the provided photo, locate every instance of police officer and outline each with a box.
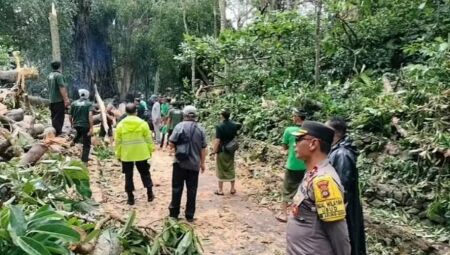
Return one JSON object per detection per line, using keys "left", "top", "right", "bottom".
{"left": 286, "top": 121, "right": 350, "bottom": 255}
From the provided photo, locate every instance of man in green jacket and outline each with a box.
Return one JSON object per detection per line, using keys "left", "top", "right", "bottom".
{"left": 115, "top": 103, "right": 155, "bottom": 205}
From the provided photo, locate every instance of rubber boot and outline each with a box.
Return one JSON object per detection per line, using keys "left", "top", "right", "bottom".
{"left": 127, "top": 192, "right": 135, "bottom": 205}
{"left": 147, "top": 187, "right": 155, "bottom": 202}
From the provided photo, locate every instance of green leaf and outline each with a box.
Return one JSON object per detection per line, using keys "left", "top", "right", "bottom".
{"left": 8, "top": 205, "right": 26, "bottom": 237}
{"left": 83, "top": 229, "right": 100, "bottom": 243}
{"left": 119, "top": 211, "right": 136, "bottom": 237}
{"left": 16, "top": 236, "right": 51, "bottom": 255}
{"left": 175, "top": 231, "right": 193, "bottom": 255}
{"left": 29, "top": 224, "right": 81, "bottom": 242}
{"left": 149, "top": 240, "right": 161, "bottom": 255}
{"left": 44, "top": 242, "right": 70, "bottom": 255}
{"left": 418, "top": 2, "right": 426, "bottom": 9}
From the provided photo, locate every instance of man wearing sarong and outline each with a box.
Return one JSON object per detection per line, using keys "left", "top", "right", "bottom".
{"left": 212, "top": 109, "right": 241, "bottom": 195}
{"left": 276, "top": 108, "right": 307, "bottom": 222}
{"left": 287, "top": 121, "right": 350, "bottom": 255}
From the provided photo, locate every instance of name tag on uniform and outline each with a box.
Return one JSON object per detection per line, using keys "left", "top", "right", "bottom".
{"left": 313, "top": 175, "right": 346, "bottom": 222}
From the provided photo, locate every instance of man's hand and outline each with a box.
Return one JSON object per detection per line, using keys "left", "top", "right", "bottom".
{"left": 64, "top": 98, "right": 70, "bottom": 108}
{"left": 200, "top": 162, "right": 206, "bottom": 173}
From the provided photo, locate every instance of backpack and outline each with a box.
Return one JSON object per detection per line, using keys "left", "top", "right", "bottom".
{"left": 175, "top": 123, "right": 197, "bottom": 161}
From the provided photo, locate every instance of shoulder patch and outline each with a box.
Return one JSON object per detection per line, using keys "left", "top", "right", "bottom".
{"left": 313, "top": 175, "right": 346, "bottom": 222}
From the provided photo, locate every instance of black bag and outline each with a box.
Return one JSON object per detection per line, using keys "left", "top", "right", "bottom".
{"left": 224, "top": 138, "right": 239, "bottom": 153}
{"left": 175, "top": 123, "right": 196, "bottom": 161}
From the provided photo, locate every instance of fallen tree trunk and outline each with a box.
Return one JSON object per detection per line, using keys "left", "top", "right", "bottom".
{"left": 20, "top": 143, "right": 49, "bottom": 166}
{"left": 28, "top": 96, "right": 50, "bottom": 106}
{"left": 0, "top": 70, "right": 18, "bottom": 83}
{"left": 93, "top": 84, "right": 108, "bottom": 136}
{"left": 365, "top": 214, "right": 450, "bottom": 255}
{"left": 5, "top": 109, "right": 24, "bottom": 122}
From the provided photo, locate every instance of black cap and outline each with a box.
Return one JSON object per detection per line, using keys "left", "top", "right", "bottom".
{"left": 292, "top": 121, "right": 334, "bottom": 145}
{"left": 292, "top": 108, "right": 307, "bottom": 117}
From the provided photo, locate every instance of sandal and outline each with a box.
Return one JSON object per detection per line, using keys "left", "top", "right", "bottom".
{"left": 275, "top": 212, "right": 287, "bottom": 223}
{"left": 214, "top": 191, "right": 224, "bottom": 196}
{"left": 230, "top": 190, "right": 237, "bottom": 195}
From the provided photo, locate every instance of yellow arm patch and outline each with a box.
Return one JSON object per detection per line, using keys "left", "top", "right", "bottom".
{"left": 313, "top": 175, "right": 346, "bottom": 222}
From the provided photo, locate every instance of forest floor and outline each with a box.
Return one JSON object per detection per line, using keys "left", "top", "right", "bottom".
{"left": 89, "top": 148, "right": 286, "bottom": 255}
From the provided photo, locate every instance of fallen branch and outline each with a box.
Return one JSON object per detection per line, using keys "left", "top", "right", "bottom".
{"left": 93, "top": 84, "right": 109, "bottom": 137}
{"left": 71, "top": 215, "right": 113, "bottom": 254}
{"left": 365, "top": 214, "right": 450, "bottom": 255}
{"left": 392, "top": 116, "right": 408, "bottom": 137}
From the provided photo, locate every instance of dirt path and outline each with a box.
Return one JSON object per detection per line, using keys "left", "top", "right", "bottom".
{"left": 91, "top": 149, "right": 286, "bottom": 255}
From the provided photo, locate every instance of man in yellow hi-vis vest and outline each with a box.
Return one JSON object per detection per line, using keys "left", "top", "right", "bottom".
{"left": 115, "top": 103, "right": 155, "bottom": 205}
{"left": 287, "top": 121, "right": 350, "bottom": 255}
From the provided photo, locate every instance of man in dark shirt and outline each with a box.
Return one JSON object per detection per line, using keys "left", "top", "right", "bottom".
{"left": 47, "top": 61, "right": 70, "bottom": 135}
{"left": 212, "top": 109, "right": 241, "bottom": 195}
{"left": 168, "top": 105, "right": 207, "bottom": 222}
{"left": 327, "top": 117, "right": 366, "bottom": 255}
{"left": 70, "top": 89, "right": 94, "bottom": 164}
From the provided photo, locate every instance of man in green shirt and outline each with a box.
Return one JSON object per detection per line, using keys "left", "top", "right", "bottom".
{"left": 166, "top": 102, "right": 183, "bottom": 147}
{"left": 47, "top": 61, "right": 70, "bottom": 136}
{"left": 70, "top": 89, "right": 94, "bottom": 164}
{"left": 275, "top": 108, "right": 307, "bottom": 222}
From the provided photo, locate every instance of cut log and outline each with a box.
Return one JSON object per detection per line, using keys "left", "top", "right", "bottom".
{"left": 20, "top": 143, "right": 49, "bottom": 166}
{"left": 93, "top": 84, "right": 109, "bottom": 135}
{"left": 28, "top": 96, "right": 50, "bottom": 106}
{"left": 29, "top": 124, "right": 45, "bottom": 138}
{"left": 5, "top": 109, "right": 24, "bottom": 122}
{"left": 0, "top": 70, "right": 18, "bottom": 83}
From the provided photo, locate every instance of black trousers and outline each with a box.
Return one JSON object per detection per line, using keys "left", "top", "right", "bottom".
{"left": 122, "top": 160, "right": 153, "bottom": 193}
{"left": 74, "top": 126, "right": 91, "bottom": 163}
{"left": 167, "top": 129, "right": 173, "bottom": 145}
{"left": 169, "top": 163, "right": 199, "bottom": 219}
{"left": 50, "top": 102, "right": 65, "bottom": 135}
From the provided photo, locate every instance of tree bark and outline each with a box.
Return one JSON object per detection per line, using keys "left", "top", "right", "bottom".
{"left": 153, "top": 67, "right": 160, "bottom": 95}
{"left": 0, "top": 70, "right": 17, "bottom": 83}
{"left": 49, "top": 3, "right": 61, "bottom": 62}
{"left": 74, "top": 0, "right": 116, "bottom": 98}
{"left": 219, "top": 0, "right": 227, "bottom": 32}
{"left": 314, "top": 0, "right": 322, "bottom": 87}
{"left": 20, "top": 143, "right": 49, "bottom": 166}
{"left": 94, "top": 84, "right": 109, "bottom": 135}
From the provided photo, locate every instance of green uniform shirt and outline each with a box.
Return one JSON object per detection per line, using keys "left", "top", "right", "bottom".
{"left": 161, "top": 103, "right": 170, "bottom": 117}
{"left": 168, "top": 108, "right": 183, "bottom": 130}
{"left": 70, "top": 99, "right": 93, "bottom": 128}
{"left": 47, "top": 71, "right": 67, "bottom": 103}
{"left": 283, "top": 126, "right": 306, "bottom": 171}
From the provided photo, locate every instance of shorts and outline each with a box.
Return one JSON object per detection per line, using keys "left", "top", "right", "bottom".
{"left": 282, "top": 169, "right": 305, "bottom": 203}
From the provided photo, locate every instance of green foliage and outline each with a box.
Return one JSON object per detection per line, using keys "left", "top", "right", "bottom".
{"left": 180, "top": 1, "right": 450, "bottom": 227}
{"left": 0, "top": 205, "right": 80, "bottom": 255}
{"left": 93, "top": 143, "right": 114, "bottom": 160}
{"left": 149, "top": 217, "right": 203, "bottom": 255}
{"left": 0, "top": 158, "right": 92, "bottom": 210}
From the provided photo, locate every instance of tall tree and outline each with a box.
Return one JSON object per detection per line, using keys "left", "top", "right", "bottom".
{"left": 314, "top": 0, "right": 322, "bottom": 86}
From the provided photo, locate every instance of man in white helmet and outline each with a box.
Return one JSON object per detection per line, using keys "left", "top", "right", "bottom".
{"left": 168, "top": 105, "right": 207, "bottom": 222}
{"left": 70, "top": 89, "right": 94, "bottom": 164}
